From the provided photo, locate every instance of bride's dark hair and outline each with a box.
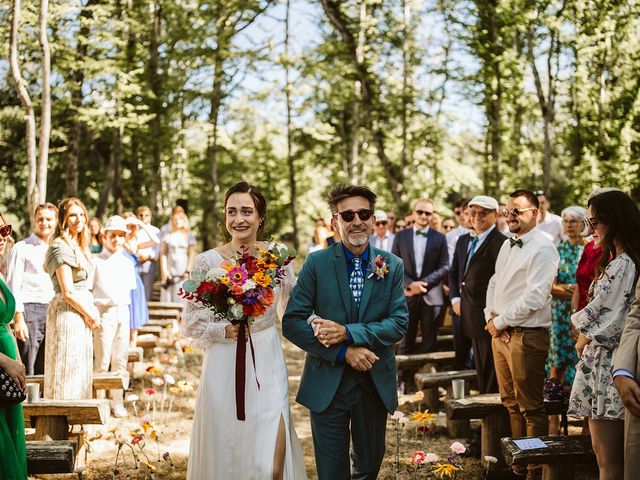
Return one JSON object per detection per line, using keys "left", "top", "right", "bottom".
{"left": 222, "top": 182, "right": 268, "bottom": 240}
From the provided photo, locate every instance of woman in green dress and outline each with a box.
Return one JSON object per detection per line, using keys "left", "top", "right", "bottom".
{"left": 0, "top": 212, "right": 28, "bottom": 480}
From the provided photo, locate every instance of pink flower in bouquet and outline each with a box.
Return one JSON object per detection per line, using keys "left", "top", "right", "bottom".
{"left": 227, "top": 266, "right": 248, "bottom": 286}
{"left": 412, "top": 450, "right": 426, "bottom": 464}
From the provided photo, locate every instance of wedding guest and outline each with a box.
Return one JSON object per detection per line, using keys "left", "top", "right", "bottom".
{"left": 369, "top": 210, "right": 394, "bottom": 252}
{"left": 386, "top": 210, "right": 396, "bottom": 233}
{"left": 485, "top": 190, "right": 559, "bottom": 479}
{"left": 159, "top": 209, "right": 196, "bottom": 302}
{"left": 44, "top": 198, "right": 100, "bottom": 406}
{"left": 309, "top": 223, "right": 331, "bottom": 253}
{"left": 403, "top": 212, "right": 415, "bottom": 229}
{"left": 88, "top": 217, "right": 103, "bottom": 254}
{"left": 547, "top": 206, "right": 587, "bottom": 388}
{"left": 496, "top": 203, "right": 512, "bottom": 236}
{"left": 6, "top": 203, "right": 57, "bottom": 375}
{"left": 0, "top": 209, "right": 28, "bottom": 480}
{"left": 91, "top": 216, "right": 136, "bottom": 418}
{"left": 135, "top": 206, "right": 161, "bottom": 301}
{"left": 442, "top": 218, "right": 456, "bottom": 233}
{"left": 182, "top": 181, "right": 306, "bottom": 479}
{"left": 430, "top": 211, "right": 443, "bottom": 232}
{"left": 535, "top": 190, "right": 563, "bottom": 245}
{"left": 569, "top": 190, "right": 640, "bottom": 480}
{"left": 446, "top": 199, "right": 470, "bottom": 264}
{"left": 393, "top": 218, "right": 406, "bottom": 232}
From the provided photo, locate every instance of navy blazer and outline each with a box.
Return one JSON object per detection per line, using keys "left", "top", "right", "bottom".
{"left": 449, "top": 227, "right": 507, "bottom": 338}
{"left": 391, "top": 228, "right": 449, "bottom": 306}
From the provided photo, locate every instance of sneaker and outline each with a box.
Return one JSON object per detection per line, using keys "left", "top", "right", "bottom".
{"left": 112, "top": 405, "right": 128, "bottom": 418}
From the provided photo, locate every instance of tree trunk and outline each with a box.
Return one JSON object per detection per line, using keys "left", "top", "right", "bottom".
{"left": 284, "top": 0, "right": 299, "bottom": 250}
{"left": 112, "top": 126, "right": 123, "bottom": 214}
{"left": 96, "top": 146, "right": 114, "bottom": 220}
{"left": 148, "top": 0, "right": 162, "bottom": 214}
{"left": 10, "top": 0, "right": 38, "bottom": 226}
{"left": 207, "top": 48, "right": 226, "bottom": 246}
{"left": 37, "top": 0, "right": 51, "bottom": 206}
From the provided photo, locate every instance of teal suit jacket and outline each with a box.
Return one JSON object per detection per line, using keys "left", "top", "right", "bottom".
{"left": 282, "top": 242, "right": 409, "bottom": 413}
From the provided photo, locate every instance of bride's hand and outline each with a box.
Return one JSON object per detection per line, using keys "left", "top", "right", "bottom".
{"left": 224, "top": 323, "right": 249, "bottom": 341}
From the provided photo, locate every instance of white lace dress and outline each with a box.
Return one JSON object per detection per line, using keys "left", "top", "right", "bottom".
{"left": 182, "top": 248, "right": 307, "bottom": 480}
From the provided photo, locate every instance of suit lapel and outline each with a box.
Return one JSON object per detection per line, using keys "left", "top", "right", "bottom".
{"left": 333, "top": 243, "right": 353, "bottom": 315}
{"left": 419, "top": 229, "right": 431, "bottom": 278}
{"left": 357, "top": 245, "right": 377, "bottom": 322}
{"left": 405, "top": 231, "right": 417, "bottom": 278}
{"left": 458, "top": 234, "right": 471, "bottom": 275}
{"left": 464, "top": 227, "right": 497, "bottom": 277}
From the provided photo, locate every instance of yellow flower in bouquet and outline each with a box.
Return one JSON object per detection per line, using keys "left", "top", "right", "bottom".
{"left": 253, "top": 271, "right": 272, "bottom": 287}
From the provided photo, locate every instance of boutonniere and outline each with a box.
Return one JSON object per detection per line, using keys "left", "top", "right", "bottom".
{"left": 367, "top": 255, "right": 389, "bottom": 280}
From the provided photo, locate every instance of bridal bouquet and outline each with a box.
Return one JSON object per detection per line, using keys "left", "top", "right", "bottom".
{"left": 180, "top": 244, "right": 296, "bottom": 321}
{"left": 179, "top": 243, "right": 296, "bottom": 421}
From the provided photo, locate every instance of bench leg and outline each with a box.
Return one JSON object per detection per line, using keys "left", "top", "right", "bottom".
{"left": 422, "top": 388, "right": 440, "bottom": 412}
{"left": 446, "top": 417, "right": 471, "bottom": 437}
{"left": 34, "top": 416, "right": 69, "bottom": 441}
{"left": 481, "top": 411, "right": 510, "bottom": 469}
{"left": 542, "top": 463, "right": 575, "bottom": 480}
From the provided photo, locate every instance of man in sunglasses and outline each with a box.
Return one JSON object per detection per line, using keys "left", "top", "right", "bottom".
{"left": 6, "top": 203, "right": 58, "bottom": 376}
{"left": 283, "top": 184, "right": 408, "bottom": 480}
{"left": 446, "top": 199, "right": 471, "bottom": 264}
{"left": 369, "top": 210, "right": 395, "bottom": 252}
{"left": 485, "top": 189, "right": 559, "bottom": 479}
{"left": 392, "top": 198, "right": 449, "bottom": 384}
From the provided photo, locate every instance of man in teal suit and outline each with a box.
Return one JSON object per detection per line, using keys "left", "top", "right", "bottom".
{"left": 283, "top": 184, "right": 409, "bottom": 480}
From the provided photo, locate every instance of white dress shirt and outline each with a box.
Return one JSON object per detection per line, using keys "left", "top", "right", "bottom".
{"left": 92, "top": 249, "right": 137, "bottom": 307}
{"left": 485, "top": 227, "right": 560, "bottom": 330}
{"left": 370, "top": 232, "right": 395, "bottom": 252}
{"left": 446, "top": 226, "right": 470, "bottom": 265}
{"left": 6, "top": 234, "right": 55, "bottom": 313}
{"left": 537, "top": 212, "right": 563, "bottom": 245}
{"left": 412, "top": 226, "right": 429, "bottom": 276}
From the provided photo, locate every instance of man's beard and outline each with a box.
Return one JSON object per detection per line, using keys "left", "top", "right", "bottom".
{"left": 345, "top": 226, "right": 369, "bottom": 246}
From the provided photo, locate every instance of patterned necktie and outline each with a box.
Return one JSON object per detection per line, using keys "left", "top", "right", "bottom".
{"left": 510, "top": 237, "right": 523, "bottom": 248}
{"left": 465, "top": 236, "right": 479, "bottom": 270}
{"left": 350, "top": 257, "right": 365, "bottom": 306}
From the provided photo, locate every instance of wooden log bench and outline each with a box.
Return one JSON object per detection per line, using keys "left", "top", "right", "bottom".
{"left": 24, "top": 399, "right": 110, "bottom": 441}
{"left": 501, "top": 435, "right": 596, "bottom": 480}
{"left": 415, "top": 369, "right": 477, "bottom": 435}
{"left": 137, "top": 334, "right": 158, "bottom": 357}
{"left": 26, "top": 440, "right": 76, "bottom": 474}
{"left": 148, "top": 308, "right": 182, "bottom": 320}
{"left": 395, "top": 351, "right": 455, "bottom": 370}
{"left": 147, "top": 317, "right": 176, "bottom": 329}
{"left": 128, "top": 347, "right": 144, "bottom": 363}
{"left": 147, "top": 301, "right": 184, "bottom": 312}
{"left": 414, "top": 334, "right": 455, "bottom": 351}
{"left": 137, "top": 324, "right": 165, "bottom": 337}
{"left": 27, "top": 372, "right": 130, "bottom": 398}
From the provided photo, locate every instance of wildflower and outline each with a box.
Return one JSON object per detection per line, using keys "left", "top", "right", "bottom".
{"left": 242, "top": 279, "right": 257, "bottom": 293}
{"left": 205, "top": 267, "right": 228, "bottom": 281}
{"left": 417, "top": 425, "right": 430, "bottom": 433}
{"left": 391, "top": 411, "right": 406, "bottom": 421}
{"left": 252, "top": 271, "right": 272, "bottom": 287}
{"left": 484, "top": 455, "right": 498, "bottom": 464}
{"left": 159, "top": 354, "right": 172, "bottom": 364}
{"left": 410, "top": 409, "right": 435, "bottom": 425}
{"left": 399, "top": 416, "right": 409, "bottom": 426}
{"left": 146, "top": 366, "right": 163, "bottom": 374}
{"left": 164, "top": 374, "right": 176, "bottom": 385}
{"left": 450, "top": 442, "right": 466, "bottom": 454}
{"left": 169, "top": 386, "right": 181, "bottom": 394}
{"left": 412, "top": 390, "right": 425, "bottom": 402}
{"left": 145, "top": 388, "right": 156, "bottom": 396}
{"left": 412, "top": 450, "right": 426, "bottom": 464}
{"left": 227, "top": 266, "right": 248, "bottom": 285}
{"left": 425, "top": 453, "right": 439, "bottom": 463}
{"left": 152, "top": 377, "right": 165, "bottom": 387}
{"left": 131, "top": 435, "right": 144, "bottom": 445}
{"left": 115, "top": 435, "right": 127, "bottom": 446}
{"left": 433, "top": 463, "right": 460, "bottom": 478}
{"left": 126, "top": 394, "right": 139, "bottom": 402}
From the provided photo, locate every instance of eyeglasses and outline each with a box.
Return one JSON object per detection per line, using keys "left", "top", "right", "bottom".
{"left": 469, "top": 209, "right": 492, "bottom": 218}
{"left": 375, "top": 221, "right": 388, "bottom": 226}
{"left": 584, "top": 217, "right": 600, "bottom": 229}
{"left": 562, "top": 219, "right": 580, "bottom": 225}
{"left": 502, "top": 207, "right": 536, "bottom": 217}
{"left": 333, "top": 209, "right": 374, "bottom": 222}
{"left": 533, "top": 190, "right": 545, "bottom": 196}
{"left": 415, "top": 210, "right": 433, "bottom": 217}
{"left": 0, "top": 224, "right": 12, "bottom": 238}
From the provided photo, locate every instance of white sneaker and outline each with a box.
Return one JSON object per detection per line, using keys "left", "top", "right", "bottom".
{"left": 112, "top": 405, "right": 128, "bottom": 418}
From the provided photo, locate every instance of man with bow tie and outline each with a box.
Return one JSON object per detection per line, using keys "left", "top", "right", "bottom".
{"left": 392, "top": 198, "right": 449, "bottom": 386}
{"left": 485, "top": 189, "right": 559, "bottom": 479}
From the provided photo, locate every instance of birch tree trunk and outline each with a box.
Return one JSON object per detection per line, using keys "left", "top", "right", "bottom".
{"left": 38, "top": 0, "right": 51, "bottom": 205}
{"left": 284, "top": 0, "right": 299, "bottom": 249}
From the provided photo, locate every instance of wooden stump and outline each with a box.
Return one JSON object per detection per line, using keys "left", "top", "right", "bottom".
{"left": 33, "top": 416, "right": 69, "bottom": 441}
{"left": 481, "top": 410, "right": 510, "bottom": 468}
{"left": 26, "top": 440, "right": 76, "bottom": 474}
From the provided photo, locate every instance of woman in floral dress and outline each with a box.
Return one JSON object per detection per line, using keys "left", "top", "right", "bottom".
{"left": 547, "top": 206, "right": 587, "bottom": 386}
{"left": 569, "top": 191, "right": 640, "bottom": 480}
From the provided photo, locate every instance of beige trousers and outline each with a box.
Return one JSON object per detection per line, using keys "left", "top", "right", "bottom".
{"left": 625, "top": 409, "right": 640, "bottom": 480}
{"left": 93, "top": 305, "right": 130, "bottom": 408}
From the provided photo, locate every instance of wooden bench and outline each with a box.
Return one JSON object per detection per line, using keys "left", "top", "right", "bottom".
{"left": 395, "top": 351, "right": 455, "bottom": 370}
{"left": 27, "top": 373, "right": 130, "bottom": 397}
{"left": 414, "top": 334, "right": 455, "bottom": 351}
{"left": 26, "top": 440, "right": 76, "bottom": 474}
{"left": 128, "top": 347, "right": 143, "bottom": 363}
{"left": 147, "top": 301, "right": 184, "bottom": 312}
{"left": 24, "top": 399, "right": 110, "bottom": 440}
{"left": 148, "top": 308, "right": 182, "bottom": 319}
{"left": 501, "top": 435, "right": 596, "bottom": 480}
{"left": 137, "top": 324, "right": 165, "bottom": 337}
{"left": 137, "top": 334, "right": 158, "bottom": 356}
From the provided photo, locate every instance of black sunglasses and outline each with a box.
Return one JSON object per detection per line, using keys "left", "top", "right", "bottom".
{"left": 502, "top": 207, "right": 536, "bottom": 217}
{"left": 0, "top": 224, "right": 12, "bottom": 238}
{"left": 415, "top": 210, "right": 433, "bottom": 217}
{"left": 375, "top": 221, "right": 388, "bottom": 226}
{"left": 333, "top": 209, "right": 374, "bottom": 222}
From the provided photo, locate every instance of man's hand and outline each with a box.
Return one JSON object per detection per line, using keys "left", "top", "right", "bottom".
{"left": 485, "top": 318, "right": 502, "bottom": 338}
{"left": 451, "top": 302, "right": 461, "bottom": 316}
{"left": 498, "top": 329, "right": 511, "bottom": 343}
{"left": 344, "top": 346, "right": 379, "bottom": 372}
{"left": 614, "top": 376, "right": 640, "bottom": 417}
{"left": 312, "top": 318, "right": 347, "bottom": 348}
{"left": 13, "top": 312, "right": 29, "bottom": 342}
{"left": 405, "top": 281, "right": 428, "bottom": 297}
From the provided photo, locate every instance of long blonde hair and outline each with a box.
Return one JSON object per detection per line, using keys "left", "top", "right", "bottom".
{"left": 54, "top": 197, "right": 91, "bottom": 255}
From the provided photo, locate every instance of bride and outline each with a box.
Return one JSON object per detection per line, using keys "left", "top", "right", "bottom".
{"left": 182, "top": 182, "right": 307, "bottom": 480}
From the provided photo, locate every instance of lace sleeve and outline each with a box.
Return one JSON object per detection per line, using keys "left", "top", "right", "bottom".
{"left": 276, "top": 262, "right": 296, "bottom": 321}
{"left": 181, "top": 251, "right": 235, "bottom": 347}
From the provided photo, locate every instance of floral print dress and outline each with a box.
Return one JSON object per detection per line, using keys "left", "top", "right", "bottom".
{"left": 568, "top": 253, "right": 636, "bottom": 420}
{"left": 546, "top": 241, "right": 583, "bottom": 385}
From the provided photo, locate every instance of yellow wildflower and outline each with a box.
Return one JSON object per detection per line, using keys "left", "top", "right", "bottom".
{"left": 219, "top": 276, "right": 231, "bottom": 285}
{"left": 253, "top": 271, "right": 272, "bottom": 287}
{"left": 410, "top": 409, "right": 435, "bottom": 425}
{"left": 433, "top": 463, "right": 459, "bottom": 478}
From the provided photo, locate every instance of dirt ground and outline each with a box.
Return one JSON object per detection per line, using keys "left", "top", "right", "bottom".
{"left": 29, "top": 332, "right": 598, "bottom": 480}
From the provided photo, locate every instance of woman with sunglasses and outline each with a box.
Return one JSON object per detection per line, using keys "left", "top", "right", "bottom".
{"left": 0, "top": 211, "right": 28, "bottom": 479}
{"left": 568, "top": 190, "right": 640, "bottom": 480}
{"left": 43, "top": 198, "right": 100, "bottom": 407}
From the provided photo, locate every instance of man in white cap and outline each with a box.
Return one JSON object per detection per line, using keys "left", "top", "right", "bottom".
{"left": 449, "top": 195, "right": 506, "bottom": 392}
{"left": 369, "top": 210, "right": 395, "bottom": 252}
{"left": 485, "top": 189, "right": 559, "bottom": 479}
{"left": 91, "top": 215, "right": 137, "bottom": 417}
